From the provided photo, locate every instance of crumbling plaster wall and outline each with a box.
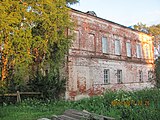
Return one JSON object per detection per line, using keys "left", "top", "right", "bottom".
{"left": 65, "top": 10, "right": 154, "bottom": 100}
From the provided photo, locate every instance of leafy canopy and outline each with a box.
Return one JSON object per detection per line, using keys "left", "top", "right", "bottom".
{"left": 0, "top": 0, "right": 76, "bottom": 87}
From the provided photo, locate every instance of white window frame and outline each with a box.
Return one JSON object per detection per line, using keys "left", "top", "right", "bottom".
{"left": 126, "top": 42, "right": 131, "bottom": 57}
{"left": 115, "top": 39, "right": 121, "bottom": 55}
{"left": 136, "top": 44, "right": 142, "bottom": 58}
{"left": 145, "top": 44, "right": 149, "bottom": 59}
{"left": 104, "top": 69, "right": 110, "bottom": 84}
{"left": 102, "top": 37, "right": 108, "bottom": 53}
{"left": 117, "top": 70, "right": 122, "bottom": 83}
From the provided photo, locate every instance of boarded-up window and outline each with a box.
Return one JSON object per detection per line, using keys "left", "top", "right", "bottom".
{"left": 115, "top": 39, "right": 121, "bottom": 55}
{"left": 87, "top": 34, "right": 95, "bottom": 51}
{"left": 102, "top": 37, "right": 108, "bottom": 53}
{"left": 126, "top": 42, "right": 131, "bottom": 57}
{"left": 136, "top": 44, "right": 142, "bottom": 58}
{"left": 72, "top": 30, "right": 79, "bottom": 49}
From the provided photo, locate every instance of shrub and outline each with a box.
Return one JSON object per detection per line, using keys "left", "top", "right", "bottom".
{"left": 26, "top": 72, "right": 66, "bottom": 100}
{"left": 155, "top": 57, "right": 160, "bottom": 88}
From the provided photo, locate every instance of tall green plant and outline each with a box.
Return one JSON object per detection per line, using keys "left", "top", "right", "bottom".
{"left": 0, "top": 0, "right": 36, "bottom": 89}
{"left": 155, "top": 57, "right": 160, "bottom": 88}
{"left": 0, "top": 0, "right": 76, "bottom": 93}
{"left": 26, "top": 72, "right": 66, "bottom": 100}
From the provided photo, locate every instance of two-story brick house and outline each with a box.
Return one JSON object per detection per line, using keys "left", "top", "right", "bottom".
{"left": 65, "top": 9, "right": 154, "bottom": 100}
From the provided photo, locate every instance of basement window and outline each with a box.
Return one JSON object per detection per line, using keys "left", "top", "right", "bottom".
{"left": 117, "top": 70, "right": 122, "bottom": 83}
{"left": 104, "top": 69, "right": 110, "bottom": 84}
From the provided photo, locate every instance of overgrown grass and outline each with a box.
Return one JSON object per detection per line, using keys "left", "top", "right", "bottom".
{"left": 0, "top": 88, "right": 160, "bottom": 120}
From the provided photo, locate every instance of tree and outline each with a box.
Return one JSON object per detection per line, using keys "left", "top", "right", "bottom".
{"left": 149, "top": 24, "right": 160, "bottom": 88}
{"left": 66, "top": 0, "right": 79, "bottom": 5}
{"left": 155, "top": 57, "right": 160, "bottom": 88}
{"left": 0, "top": 0, "right": 36, "bottom": 88}
{"left": 134, "top": 22, "right": 160, "bottom": 87}
{"left": 149, "top": 24, "right": 160, "bottom": 56}
{"left": 0, "top": 0, "right": 77, "bottom": 92}
{"left": 134, "top": 23, "right": 160, "bottom": 56}
{"left": 133, "top": 22, "right": 149, "bottom": 33}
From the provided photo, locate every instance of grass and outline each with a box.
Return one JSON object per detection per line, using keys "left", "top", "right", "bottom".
{"left": 0, "top": 100, "right": 68, "bottom": 120}
{"left": 0, "top": 88, "right": 160, "bottom": 120}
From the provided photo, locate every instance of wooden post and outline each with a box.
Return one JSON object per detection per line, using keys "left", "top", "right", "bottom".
{"left": 16, "top": 91, "right": 21, "bottom": 103}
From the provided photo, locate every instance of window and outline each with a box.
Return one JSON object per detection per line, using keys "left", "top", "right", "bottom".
{"left": 117, "top": 70, "right": 122, "bottom": 83}
{"left": 145, "top": 44, "right": 149, "bottom": 59}
{"left": 72, "top": 30, "right": 79, "bottom": 49}
{"left": 136, "top": 44, "right": 142, "bottom": 58}
{"left": 115, "top": 39, "right": 121, "bottom": 55}
{"left": 87, "top": 33, "right": 95, "bottom": 51}
{"left": 148, "top": 71, "right": 153, "bottom": 81}
{"left": 104, "top": 69, "right": 110, "bottom": 84}
{"left": 102, "top": 37, "right": 108, "bottom": 53}
{"left": 146, "top": 47, "right": 149, "bottom": 59}
{"left": 139, "top": 70, "right": 143, "bottom": 82}
{"left": 126, "top": 42, "right": 131, "bottom": 57}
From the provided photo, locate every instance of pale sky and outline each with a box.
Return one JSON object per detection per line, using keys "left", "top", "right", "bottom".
{"left": 71, "top": 0, "right": 160, "bottom": 27}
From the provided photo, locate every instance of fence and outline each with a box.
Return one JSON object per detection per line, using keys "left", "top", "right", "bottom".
{"left": 0, "top": 91, "right": 42, "bottom": 103}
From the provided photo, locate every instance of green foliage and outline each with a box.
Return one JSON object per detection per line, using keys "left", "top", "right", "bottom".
{"left": 149, "top": 24, "right": 160, "bottom": 52}
{"left": 134, "top": 23, "right": 160, "bottom": 87}
{"left": 66, "top": 0, "right": 80, "bottom": 5}
{"left": 155, "top": 57, "right": 160, "bottom": 88}
{"left": 1, "top": 89, "right": 160, "bottom": 120}
{"left": 69, "top": 89, "right": 160, "bottom": 120}
{"left": 0, "top": 0, "right": 35, "bottom": 86}
{"left": 26, "top": 72, "right": 66, "bottom": 99}
{"left": 149, "top": 24, "right": 160, "bottom": 36}
{"left": 0, "top": 82, "right": 7, "bottom": 94}
{"left": 0, "top": 0, "right": 76, "bottom": 96}
{"left": 133, "top": 22, "right": 149, "bottom": 32}
{"left": 149, "top": 25, "right": 160, "bottom": 87}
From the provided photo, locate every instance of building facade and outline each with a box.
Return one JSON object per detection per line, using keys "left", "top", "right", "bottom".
{"left": 66, "top": 9, "right": 155, "bottom": 100}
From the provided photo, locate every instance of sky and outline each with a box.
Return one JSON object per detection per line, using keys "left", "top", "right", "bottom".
{"left": 71, "top": 0, "right": 160, "bottom": 27}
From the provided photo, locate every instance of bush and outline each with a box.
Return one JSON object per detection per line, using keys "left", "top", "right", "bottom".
{"left": 26, "top": 72, "right": 66, "bottom": 100}
{"left": 1, "top": 88, "right": 160, "bottom": 120}
{"left": 155, "top": 57, "right": 160, "bottom": 88}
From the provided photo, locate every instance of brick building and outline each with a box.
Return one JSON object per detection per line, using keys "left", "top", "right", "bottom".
{"left": 66, "top": 9, "right": 155, "bottom": 100}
